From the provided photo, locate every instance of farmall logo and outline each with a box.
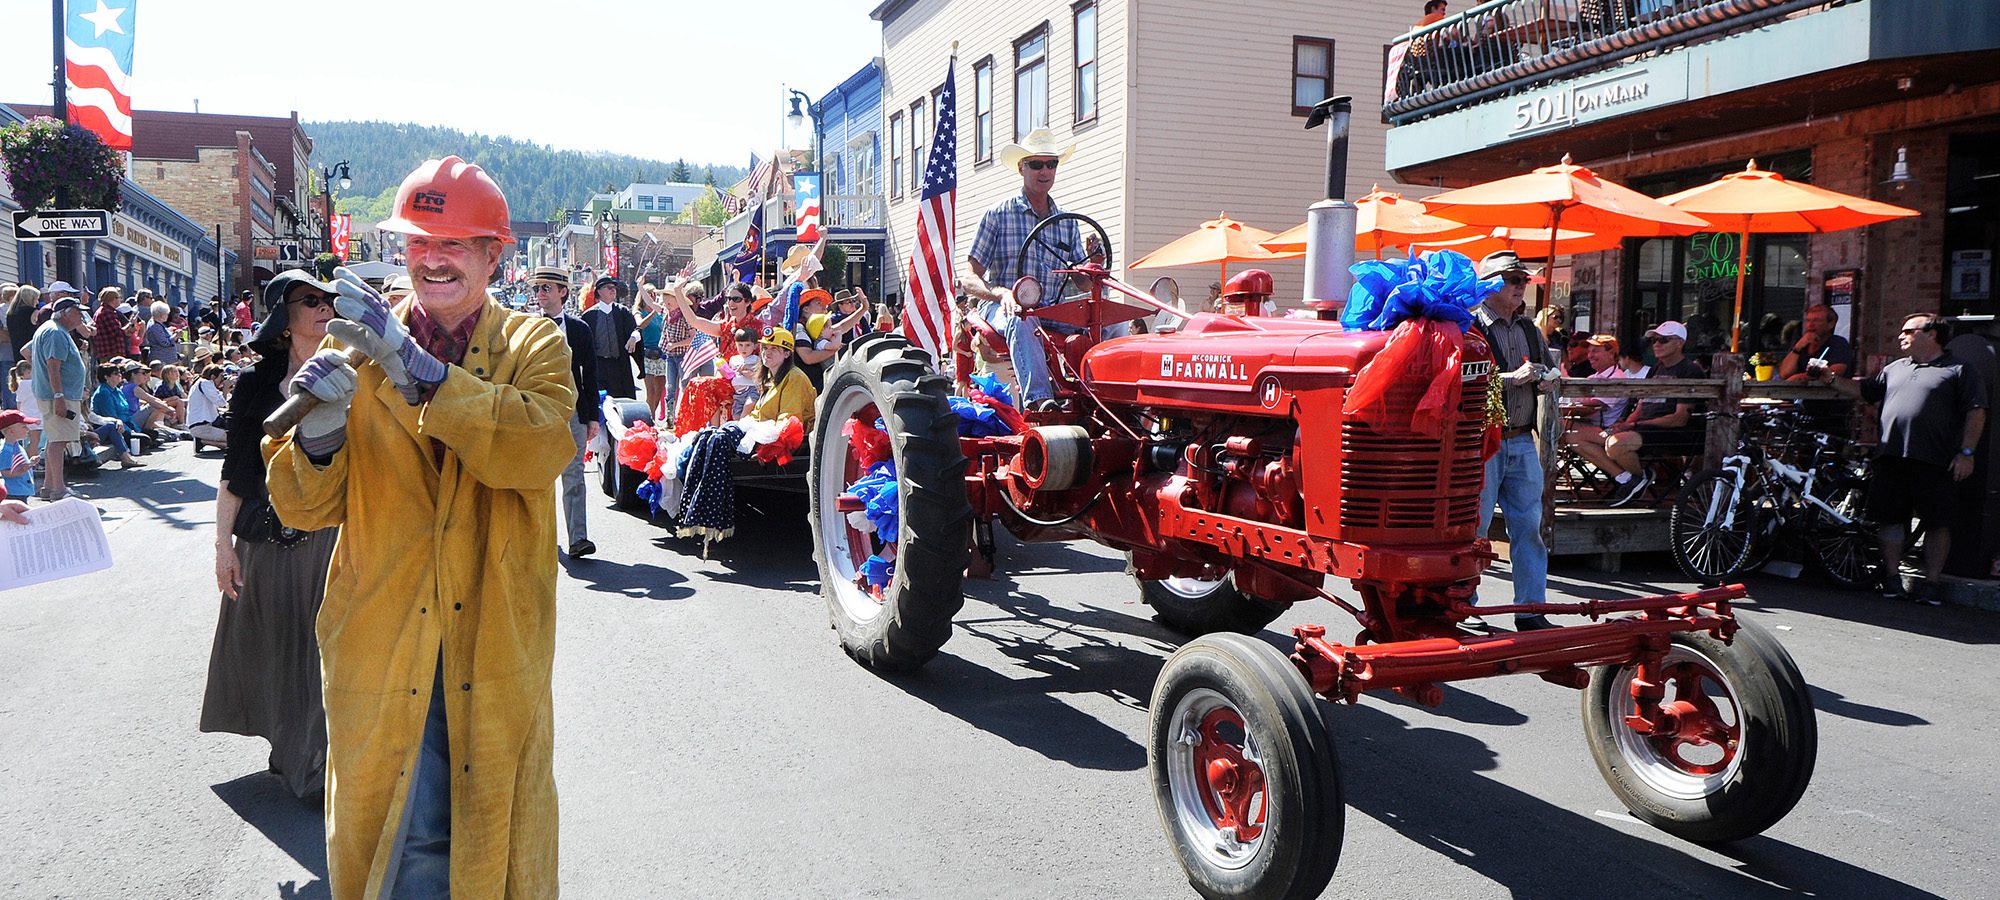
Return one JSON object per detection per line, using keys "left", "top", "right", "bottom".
{"left": 412, "top": 190, "right": 448, "bottom": 214}
{"left": 1159, "top": 353, "right": 1249, "bottom": 382}
{"left": 1461, "top": 360, "right": 1493, "bottom": 381}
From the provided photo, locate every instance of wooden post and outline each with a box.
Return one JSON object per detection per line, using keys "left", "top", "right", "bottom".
{"left": 1540, "top": 374, "right": 1562, "bottom": 548}
{"left": 1706, "top": 353, "right": 1745, "bottom": 471}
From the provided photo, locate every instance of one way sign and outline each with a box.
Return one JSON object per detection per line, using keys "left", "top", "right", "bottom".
{"left": 12, "top": 209, "right": 111, "bottom": 241}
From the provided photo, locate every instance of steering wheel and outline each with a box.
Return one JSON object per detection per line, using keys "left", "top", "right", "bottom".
{"left": 1018, "top": 212, "right": 1114, "bottom": 306}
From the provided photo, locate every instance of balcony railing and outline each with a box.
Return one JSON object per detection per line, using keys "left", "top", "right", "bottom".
{"left": 825, "top": 193, "right": 887, "bottom": 228}
{"left": 1384, "top": 0, "right": 1833, "bottom": 124}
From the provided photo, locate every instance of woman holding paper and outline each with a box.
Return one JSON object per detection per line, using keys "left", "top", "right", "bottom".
{"left": 198, "top": 270, "right": 340, "bottom": 800}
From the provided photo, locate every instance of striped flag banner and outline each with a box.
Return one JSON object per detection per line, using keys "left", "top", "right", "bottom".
{"left": 65, "top": 0, "right": 137, "bottom": 151}
{"left": 682, "top": 332, "right": 720, "bottom": 381}
{"left": 900, "top": 57, "right": 957, "bottom": 362}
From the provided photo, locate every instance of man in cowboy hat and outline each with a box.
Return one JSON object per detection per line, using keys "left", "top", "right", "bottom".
{"left": 582, "top": 275, "right": 640, "bottom": 399}
{"left": 961, "top": 128, "right": 1126, "bottom": 406}
{"left": 264, "top": 156, "right": 575, "bottom": 899}
{"left": 530, "top": 266, "right": 599, "bottom": 558}
{"left": 1468, "top": 250, "right": 1556, "bottom": 631}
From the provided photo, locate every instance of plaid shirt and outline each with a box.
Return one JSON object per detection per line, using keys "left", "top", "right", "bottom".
{"left": 408, "top": 302, "right": 482, "bottom": 464}
{"left": 968, "top": 193, "right": 1081, "bottom": 291}
{"left": 90, "top": 306, "right": 127, "bottom": 362}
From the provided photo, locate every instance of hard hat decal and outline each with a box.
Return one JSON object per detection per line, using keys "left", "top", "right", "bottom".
{"left": 413, "top": 190, "right": 447, "bottom": 214}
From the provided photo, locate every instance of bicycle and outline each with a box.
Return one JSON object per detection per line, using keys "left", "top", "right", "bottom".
{"left": 1668, "top": 407, "right": 1883, "bottom": 587}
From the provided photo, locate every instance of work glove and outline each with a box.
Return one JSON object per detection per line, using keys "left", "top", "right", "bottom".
{"left": 330, "top": 267, "right": 446, "bottom": 405}
{"left": 289, "top": 349, "right": 358, "bottom": 458}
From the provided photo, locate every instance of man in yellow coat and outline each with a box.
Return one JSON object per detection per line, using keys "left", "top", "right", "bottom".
{"left": 267, "top": 156, "right": 576, "bottom": 899}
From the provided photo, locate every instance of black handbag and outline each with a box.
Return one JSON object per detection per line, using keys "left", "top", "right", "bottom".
{"left": 234, "top": 497, "right": 308, "bottom": 546}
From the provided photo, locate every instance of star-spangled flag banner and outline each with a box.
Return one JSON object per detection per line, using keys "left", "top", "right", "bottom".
{"left": 793, "top": 173, "right": 822, "bottom": 243}
{"left": 901, "top": 56, "right": 957, "bottom": 362}
{"left": 66, "top": 0, "right": 137, "bottom": 151}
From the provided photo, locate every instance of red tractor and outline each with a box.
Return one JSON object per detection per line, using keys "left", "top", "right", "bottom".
{"left": 807, "top": 210, "right": 1815, "bottom": 900}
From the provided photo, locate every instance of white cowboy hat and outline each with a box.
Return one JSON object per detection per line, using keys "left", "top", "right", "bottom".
{"left": 998, "top": 128, "right": 1075, "bottom": 172}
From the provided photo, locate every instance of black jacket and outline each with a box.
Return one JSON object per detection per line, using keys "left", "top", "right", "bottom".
{"left": 555, "top": 313, "right": 599, "bottom": 424}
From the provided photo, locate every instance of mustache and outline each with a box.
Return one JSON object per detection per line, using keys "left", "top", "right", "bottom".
{"left": 410, "top": 265, "right": 466, "bottom": 282}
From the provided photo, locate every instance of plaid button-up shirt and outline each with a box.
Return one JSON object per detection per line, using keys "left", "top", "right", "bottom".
{"left": 408, "top": 302, "right": 482, "bottom": 465}
{"left": 968, "top": 193, "right": 1080, "bottom": 292}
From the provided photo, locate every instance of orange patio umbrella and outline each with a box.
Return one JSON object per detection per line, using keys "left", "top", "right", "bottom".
{"left": 1423, "top": 154, "right": 1711, "bottom": 286}
{"left": 1130, "top": 213, "right": 1301, "bottom": 284}
{"left": 1261, "top": 186, "right": 1483, "bottom": 257}
{"left": 1659, "top": 160, "right": 1919, "bottom": 350}
{"left": 1409, "top": 226, "right": 1627, "bottom": 260}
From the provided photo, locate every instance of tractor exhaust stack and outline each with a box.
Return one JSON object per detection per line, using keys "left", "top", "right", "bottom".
{"left": 1302, "top": 95, "right": 1357, "bottom": 317}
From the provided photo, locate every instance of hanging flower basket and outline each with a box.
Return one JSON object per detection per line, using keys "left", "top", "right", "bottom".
{"left": 0, "top": 116, "right": 123, "bottom": 212}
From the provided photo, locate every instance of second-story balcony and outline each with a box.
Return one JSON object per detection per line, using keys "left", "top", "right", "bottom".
{"left": 1385, "top": 0, "right": 1837, "bottom": 124}
{"left": 721, "top": 192, "right": 889, "bottom": 248}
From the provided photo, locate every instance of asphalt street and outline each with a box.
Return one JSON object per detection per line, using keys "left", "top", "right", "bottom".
{"left": 1, "top": 442, "right": 1994, "bottom": 899}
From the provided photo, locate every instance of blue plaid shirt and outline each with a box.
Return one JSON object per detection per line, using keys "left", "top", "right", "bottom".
{"left": 968, "top": 193, "right": 1081, "bottom": 291}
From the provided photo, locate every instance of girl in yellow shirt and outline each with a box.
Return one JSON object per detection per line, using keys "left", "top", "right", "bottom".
{"left": 747, "top": 326, "right": 817, "bottom": 429}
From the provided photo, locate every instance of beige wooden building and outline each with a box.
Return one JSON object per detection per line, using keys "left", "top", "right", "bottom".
{"left": 870, "top": 0, "right": 1425, "bottom": 305}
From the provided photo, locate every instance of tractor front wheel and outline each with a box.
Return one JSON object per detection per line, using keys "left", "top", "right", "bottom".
{"left": 1134, "top": 565, "right": 1288, "bottom": 637}
{"left": 1582, "top": 618, "right": 1817, "bottom": 844}
{"left": 1150, "top": 634, "right": 1343, "bottom": 900}
{"left": 809, "top": 334, "right": 972, "bottom": 671}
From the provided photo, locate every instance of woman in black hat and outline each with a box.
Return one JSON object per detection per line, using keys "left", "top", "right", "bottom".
{"left": 198, "top": 269, "right": 341, "bottom": 799}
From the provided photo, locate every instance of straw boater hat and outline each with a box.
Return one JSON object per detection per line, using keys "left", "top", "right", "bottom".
{"left": 526, "top": 266, "right": 569, "bottom": 287}
{"left": 998, "top": 128, "right": 1075, "bottom": 172}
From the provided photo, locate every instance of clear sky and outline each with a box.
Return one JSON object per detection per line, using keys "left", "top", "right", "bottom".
{"left": 2, "top": 0, "right": 884, "bottom": 166}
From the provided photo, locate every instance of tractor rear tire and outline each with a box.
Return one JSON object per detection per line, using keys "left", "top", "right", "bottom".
{"left": 810, "top": 333, "right": 972, "bottom": 671}
{"left": 1135, "top": 565, "right": 1289, "bottom": 637}
{"left": 1581, "top": 618, "right": 1817, "bottom": 844}
{"left": 1150, "top": 633, "right": 1344, "bottom": 900}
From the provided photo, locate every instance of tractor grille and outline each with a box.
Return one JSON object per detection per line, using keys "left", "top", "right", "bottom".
{"left": 1337, "top": 377, "right": 1487, "bottom": 535}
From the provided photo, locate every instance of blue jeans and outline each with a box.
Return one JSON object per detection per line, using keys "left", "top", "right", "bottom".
{"left": 387, "top": 658, "right": 451, "bottom": 899}
{"left": 1477, "top": 433, "right": 1548, "bottom": 608}
{"left": 662, "top": 353, "right": 683, "bottom": 415}
{"left": 987, "top": 301, "right": 1128, "bottom": 404}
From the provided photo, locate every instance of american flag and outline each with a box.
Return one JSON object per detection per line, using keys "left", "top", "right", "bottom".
{"left": 901, "top": 57, "right": 957, "bottom": 362}
{"left": 682, "top": 332, "right": 720, "bottom": 384}
{"left": 65, "top": 0, "right": 137, "bottom": 151}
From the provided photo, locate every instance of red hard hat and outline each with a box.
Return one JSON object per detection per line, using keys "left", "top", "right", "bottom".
{"left": 377, "top": 155, "right": 516, "bottom": 245}
{"left": 1221, "top": 269, "right": 1274, "bottom": 299}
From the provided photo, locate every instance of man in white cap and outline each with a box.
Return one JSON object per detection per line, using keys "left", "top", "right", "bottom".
{"left": 960, "top": 127, "right": 1124, "bottom": 406}
{"left": 1469, "top": 251, "right": 1555, "bottom": 631}
{"left": 1602, "top": 319, "right": 1707, "bottom": 506}
{"left": 29, "top": 297, "right": 89, "bottom": 500}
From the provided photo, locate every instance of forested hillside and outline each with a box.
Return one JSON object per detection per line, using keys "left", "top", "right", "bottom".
{"left": 307, "top": 120, "right": 744, "bottom": 221}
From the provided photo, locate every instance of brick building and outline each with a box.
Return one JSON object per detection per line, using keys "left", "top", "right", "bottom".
{"left": 15, "top": 106, "right": 318, "bottom": 292}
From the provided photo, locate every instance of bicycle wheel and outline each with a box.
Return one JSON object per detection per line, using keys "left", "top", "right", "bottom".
{"left": 1670, "top": 469, "right": 1758, "bottom": 583}
{"left": 1805, "top": 482, "right": 1880, "bottom": 590}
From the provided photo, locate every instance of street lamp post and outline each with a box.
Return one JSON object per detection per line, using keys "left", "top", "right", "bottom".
{"left": 319, "top": 159, "right": 352, "bottom": 260}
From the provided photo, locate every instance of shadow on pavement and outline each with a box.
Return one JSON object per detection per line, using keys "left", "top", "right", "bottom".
{"left": 211, "top": 772, "right": 328, "bottom": 900}
{"left": 1333, "top": 701, "right": 1942, "bottom": 898}
{"left": 559, "top": 554, "right": 692, "bottom": 602}
{"left": 1375, "top": 682, "right": 1532, "bottom": 727}
{"left": 1732, "top": 576, "right": 2000, "bottom": 646}
{"left": 1808, "top": 684, "right": 1930, "bottom": 727}
{"left": 72, "top": 467, "right": 214, "bottom": 531}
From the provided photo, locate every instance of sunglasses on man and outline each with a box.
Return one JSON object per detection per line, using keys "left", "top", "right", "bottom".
{"left": 1024, "top": 159, "right": 1059, "bottom": 171}
{"left": 1647, "top": 335, "right": 1679, "bottom": 345}
{"left": 530, "top": 284, "right": 564, "bottom": 294}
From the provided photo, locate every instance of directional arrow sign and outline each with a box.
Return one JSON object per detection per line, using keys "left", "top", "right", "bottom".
{"left": 13, "top": 209, "right": 111, "bottom": 241}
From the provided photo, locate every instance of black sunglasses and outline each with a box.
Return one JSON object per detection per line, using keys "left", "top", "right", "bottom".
{"left": 1647, "top": 335, "right": 1677, "bottom": 344}
{"left": 289, "top": 293, "right": 334, "bottom": 309}
{"left": 530, "top": 284, "right": 564, "bottom": 294}
{"left": 1024, "top": 159, "right": 1059, "bottom": 171}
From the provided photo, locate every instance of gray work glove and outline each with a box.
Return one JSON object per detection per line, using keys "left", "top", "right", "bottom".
{"left": 289, "top": 349, "right": 358, "bottom": 458}
{"left": 330, "top": 267, "right": 446, "bottom": 405}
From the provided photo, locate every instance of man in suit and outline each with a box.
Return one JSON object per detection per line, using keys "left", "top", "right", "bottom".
{"left": 581, "top": 276, "right": 639, "bottom": 399}
{"left": 531, "top": 267, "right": 599, "bottom": 557}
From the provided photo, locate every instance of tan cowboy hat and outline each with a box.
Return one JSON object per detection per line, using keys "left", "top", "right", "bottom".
{"left": 998, "top": 128, "right": 1075, "bottom": 172}
{"left": 779, "top": 243, "right": 816, "bottom": 277}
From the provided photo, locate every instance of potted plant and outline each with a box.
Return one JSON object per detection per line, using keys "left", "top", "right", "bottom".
{"left": 0, "top": 116, "right": 123, "bottom": 212}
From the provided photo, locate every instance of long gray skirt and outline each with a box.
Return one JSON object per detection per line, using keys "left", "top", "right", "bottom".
{"left": 198, "top": 526, "right": 337, "bottom": 800}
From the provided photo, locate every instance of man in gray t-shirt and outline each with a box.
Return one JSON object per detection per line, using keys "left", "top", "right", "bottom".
{"left": 1820, "top": 313, "right": 1988, "bottom": 603}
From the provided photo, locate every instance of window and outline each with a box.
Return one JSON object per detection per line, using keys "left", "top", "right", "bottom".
{"left": 1074, "top": 2, "right": 1098, "bottom": 123}
{"left": 1015, "top": 25, "right": 1049, "bottom": 140}
{"left": 1292, "top": 37, "right": 1334, "bottom": 117}
{"left": 638, "top": 196, "right": 654, "bottom": 210}
{"left": 974, "top": 58, "right": 994, "bottom": 162}
{"left": 910, "top": 99, "right": 927, "bottom": 196}
{"left": 661, "top": 196, "right": 675, "bottom": 211}
{"left": 889, "top": 112, "right": 906, "bottom": 200}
